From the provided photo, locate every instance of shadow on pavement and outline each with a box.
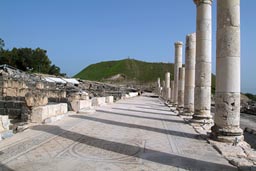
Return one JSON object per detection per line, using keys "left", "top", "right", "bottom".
{"left": 137, "top": 106, "right": 172, "bottom": 112}
{"left": 96, "top": 109, "right": 182, "bottom": 123}
{"left": 70, "top": 115, "right": 203, "bottom": 140}
{"left": 0, "top": 163, "right": 15, "bottom": 171}
{"left": 30, "top": 125, "right": 237, "bottom": 171}
{"left": 244, "top": 132, "right": 256, "bottom": 149}
{"left": 112, "top": 107, "right": 173, "bottom": 116}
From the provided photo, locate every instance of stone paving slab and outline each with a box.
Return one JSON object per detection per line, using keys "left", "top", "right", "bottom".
{"left": 0, "top": 93, "right": 237, "bottom": 171}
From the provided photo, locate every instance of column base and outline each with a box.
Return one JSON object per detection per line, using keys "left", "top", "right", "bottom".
{"left": 179, "top": 108, "right": 194, "bottom": 116}
{"left": 211, "top": 125, "right": 244, "bottom": 143}
{"left": 177, "top": 107, "right": 184, "bottom": 115}
{"left": 190, "top": 114, "right": 213, "bottom": 124}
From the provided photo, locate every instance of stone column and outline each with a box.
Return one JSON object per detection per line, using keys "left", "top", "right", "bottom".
{"left": 178, "top": 67, "right": 185, "bottom": 110}
{"left": 183, "top": 33, "right": 196, "bottom": 115}
{"left": 161, "top": 80, "right": 165, "bottom": 98}
{"left": 165, "top": 72, "right": 171, "bottom": 100}
{"left": 192, "top": 0, "right": 212, "bottom": 123}
{"left": 211, "top": 0, "right": 243, "bottom": 142}
{"left": 170, "top": 80, "right": 174, "bottom": 103}
{"left": 174, "top": 42, "right": 183, "bottom": 105}
{"left": 157, "top": 77, "right": 161, "bottom": 95}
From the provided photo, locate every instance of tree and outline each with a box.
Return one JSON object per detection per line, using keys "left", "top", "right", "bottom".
{"left": 0, "top": 38, "right": 4, "bottom": 51}
{"left": 0, "top": 42, "right": 65, "bottom": 76}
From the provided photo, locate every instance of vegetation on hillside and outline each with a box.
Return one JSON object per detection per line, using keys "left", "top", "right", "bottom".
{"left": 244, "top": 93, "right": 256, "bottom": 101}
{"left": 0, "top": 38, "right": 65, "bottom": 76}
{"left": 75, "top": 58, "right": 216, "bottom": 91}
{"left": 74, "top": 58, "right": 175, "bottom": 83}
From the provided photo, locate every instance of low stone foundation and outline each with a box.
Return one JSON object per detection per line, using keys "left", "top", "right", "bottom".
{"left": 31, "top": 103, "right": 68, "bottom": 123}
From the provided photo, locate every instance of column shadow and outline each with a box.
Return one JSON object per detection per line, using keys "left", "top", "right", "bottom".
{"left": 30, "top": 125, "right": 237, "bottom": 171}
{"left": 96, "top": 109, "right": 183, "bottom": 123}
{"left": 112, "top": 107, "right": 172, "bottom": 116}
{"left": 137, "top": 106, "right": 172, "bottom": 112}
{"left": 69, "top": 115, "right": 202, "bottom": 140}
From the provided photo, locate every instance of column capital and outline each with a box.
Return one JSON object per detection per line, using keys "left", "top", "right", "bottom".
{"left": 193, "top": 0, "right": 212, "bottom": 6}
{"left": 174, "top": 41, "right": 183, "bottom": 46}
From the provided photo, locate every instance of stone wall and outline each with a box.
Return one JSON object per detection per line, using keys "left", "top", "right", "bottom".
{"left": 0, "top": 72, "right": 67, "bottom": 123}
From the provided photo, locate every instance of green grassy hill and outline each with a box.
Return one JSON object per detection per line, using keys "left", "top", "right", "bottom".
{"left": 74, "top": 58, "right": 175, "bottom": 83}
{"left": 74, "top": 58, "right": 216, "bottom": 90}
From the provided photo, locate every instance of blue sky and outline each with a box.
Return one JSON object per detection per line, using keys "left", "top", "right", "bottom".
{"left": 1, "top": 0, "right": 255, "bottom": 93}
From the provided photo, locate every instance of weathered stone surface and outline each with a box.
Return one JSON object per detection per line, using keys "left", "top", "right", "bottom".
{"left": 174, "top": 41, "right": 183, "bottom": 105}
{"left": 92, "top": 97, "right": 106, "bottom": 106}
{"left": 31, "top": 103, "right": 68, "bottom": 123}
{"left": 178, "top": 67, "right": 185, "bottom": 109}
{"left": 193, "top": 0, "right": 212, "bottom": 123}
{"left": 71, "top": 100, "right": 92, "bottom": 112}
{"left": 0, "top": 115, "right": 10, "bottom": 132}
{"left": 183, "top": 33, "right": 196, "bottom": 115}
{"left": 25, "top": 91, "right": 48, "bottom": 107}
{"left": 212, "top": 0, "right": 242, "bottom": 142}
{"left": 170, "top": 80, "right": 174, "bottom": 103}
{"left": 105, "top": 96, "right": 114, "bottom": 104}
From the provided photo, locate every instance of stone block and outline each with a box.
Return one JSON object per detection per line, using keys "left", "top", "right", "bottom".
{"left": 6, "top": 109, "right": 21, "bottom": 119}
{"left": 6, "top": 88, "right": 17, "bottom": 96}
{"left": 31, "top": 103, "right": 68, "bottom": 123}
{"left": 129, "top": 92, "right": 138, "bottom": 97}
{"left": 0, "top": 115, "right": 10, "bottom": 132}
{"left": 71, "top": 100, "right": 92, "bottom": 112}
{"left": 25, "top": 92, "right": 48, "bottom": 107}
{"left": 105, "top": 96, "right": 114, "bottom": 104}
{"left": 0, "top": 109, "right": 5, "bottom": 115}
{"left": 92, "top": 97, "right": 106, "bottom": 106}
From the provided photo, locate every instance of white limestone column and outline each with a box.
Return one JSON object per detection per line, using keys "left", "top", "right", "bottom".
{"left": 161, "top": 80, "right": 165, "bottom": 98}
{"left": 170, "top": 80, "right": 174, "bottom": 103}
{"left": 178, "top": 67, "right": 185, "bottom": 109}
{"left": 193, "top": 0, "right": 212, "bottom": 122}
{"left": 174, "top": 42, "right": 183, "bottom": 105}
{"left": 183, "top": 33, "right": 196, "bottom": 115}
{"left": 211, "top": 0, "right": 243, "bottom": 142}
{"left": 165, "top": 72, "right": 171, "bottom": 100}
{"left": 157, "top": 77, "right": 161, "bottom": 95}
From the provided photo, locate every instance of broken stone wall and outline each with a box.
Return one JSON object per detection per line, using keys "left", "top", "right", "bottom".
{"left": 0, "top": 73, "right": 67, "bottom": 123}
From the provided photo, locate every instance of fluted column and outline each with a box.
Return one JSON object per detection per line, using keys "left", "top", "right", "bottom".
{"left": 178, "top": 67, "right": 185, "bottom": 110}
{"left": 192, "top": 0, "right": 212, "bottom": 123}
{"left": 174, "top": 42, "right": 183, "bottom": 105}
{"left": 183, "top": 33, "right": 196, "bottom": 115}
{"left": 211, "top": 0, "right": 243, "bottom": 142}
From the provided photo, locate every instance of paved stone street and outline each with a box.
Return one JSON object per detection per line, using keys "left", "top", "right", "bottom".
{"left": 0, "top": 93, "right": 237, "bottom": 171}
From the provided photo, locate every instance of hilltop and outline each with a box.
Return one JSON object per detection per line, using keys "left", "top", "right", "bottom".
{"left": 74, "top": 59, "right": 175, "bottom": 83}
{"left": 74, "top": 58, "right": 216, "bottom": 89}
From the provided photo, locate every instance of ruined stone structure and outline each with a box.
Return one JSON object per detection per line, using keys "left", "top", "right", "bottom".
{"left": 211, "top": 0, "right": 243, "bottom": 142}
{"left": 192, "top": 0, "right": 212, "bottom": 123}
{"left": 0, "top": 66, "right": 137, "bottom": 135}
{"left": 173, "top": 42, "right": 183, "bottom": 105}
{"left": 165, "top": 72, "right": 171, "bottom": 100}
{"left": 183, "top": 33, "right": 196, "bottom": 115}
{"left": 178, "top": 67, "right": 185, "bottom": 110}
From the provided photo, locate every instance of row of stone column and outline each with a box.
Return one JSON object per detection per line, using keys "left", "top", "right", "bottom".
{"left": 157, "top": 0, "right": 242, "bottom": 143}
